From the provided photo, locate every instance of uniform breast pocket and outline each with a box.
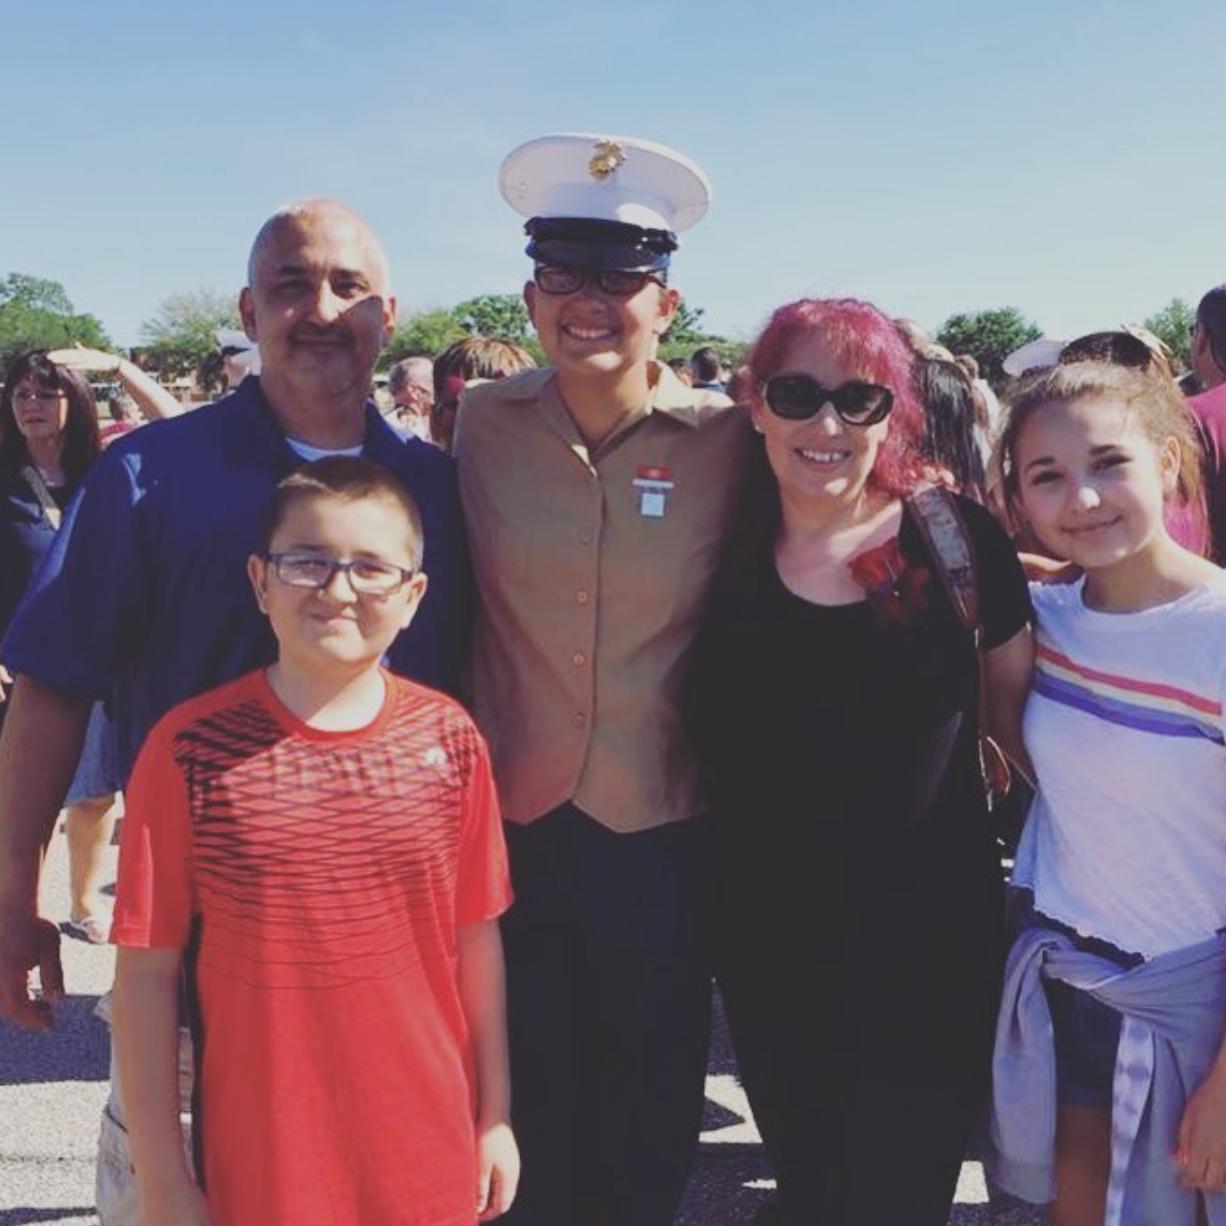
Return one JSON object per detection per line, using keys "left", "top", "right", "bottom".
{"left": 606, "top": 477, "right": 726, "bottom": 634}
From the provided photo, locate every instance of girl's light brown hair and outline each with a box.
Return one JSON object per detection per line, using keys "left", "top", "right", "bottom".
{"left": 996, "top": 360, "right": 1206, "bottom": 541}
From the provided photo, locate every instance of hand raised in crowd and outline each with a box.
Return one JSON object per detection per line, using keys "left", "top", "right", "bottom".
{"left": 47, "top": 343, "right": 184, "bottom": 421}
{"left": 45, "top": 344, "right": 125, "bottom": 374}
{"left": 1176, "top": 1068, "right": 1226, "bottom": 1192}
{"left": 0, "top": 664, "right": 11, "bottom": 704}
{"left": 0, "top": 910, "right": 65, "bottom": 1030}
{"left": 476, "top": 1120, "right": 520, "bottom": 1221}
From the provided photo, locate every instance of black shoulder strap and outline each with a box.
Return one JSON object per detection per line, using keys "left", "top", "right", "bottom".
{"left": 905, "top": 486, "right": 979, "bottom": 634}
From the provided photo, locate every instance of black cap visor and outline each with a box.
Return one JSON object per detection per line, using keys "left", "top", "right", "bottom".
{"left": 525, "top": 216, "right": 676, "bottom": 273}
{"left": 527, "top": 237, "right": 668, "bottom": 273}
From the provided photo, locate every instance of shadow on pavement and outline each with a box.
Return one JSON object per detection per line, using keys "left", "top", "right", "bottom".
{"left": 0, "top": 1211, "right": 95, "bottom": 1224}
{"left": 0, "top": 995, "right": 108, "bottom": 1085}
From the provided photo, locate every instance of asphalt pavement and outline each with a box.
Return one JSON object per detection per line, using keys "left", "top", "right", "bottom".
{"left": 0, "top": 831, "right": 1043, "bottom": 1226}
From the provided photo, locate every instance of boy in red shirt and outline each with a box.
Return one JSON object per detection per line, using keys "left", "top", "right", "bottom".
{"left": 110, "top": 456, "right": 517, "bottom": 1226}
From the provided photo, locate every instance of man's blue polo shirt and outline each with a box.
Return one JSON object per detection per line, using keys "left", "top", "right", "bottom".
{"left": 2, "top": 378, "right": 471, "bottom": 779}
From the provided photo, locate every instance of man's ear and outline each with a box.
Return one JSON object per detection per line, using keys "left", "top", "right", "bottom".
{"left": 523, "top": 281, "right": 538, "bottom": 326}
{"left": 382, "top": 293, "right": 398, "bottom": 344}
{"left": 247, "top": 554, "right": 270, "bottom": 614}
{"left": 239, "top": 287, "right": 258, "bottom": 343}
{"left": 654, "top": 286, "right": 682, "bottom": 336}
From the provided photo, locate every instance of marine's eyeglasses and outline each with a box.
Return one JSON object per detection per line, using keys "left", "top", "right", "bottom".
{"left": 264, "top": 552, "right": 416, "bottom": 595}
{"left": 761, "top": 375, "right": 894, "bottom": 425}
{"left": 533, "top": 265, "right": 665, "bottom": 298}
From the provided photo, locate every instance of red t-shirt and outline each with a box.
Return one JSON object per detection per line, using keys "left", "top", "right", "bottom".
{"left": 113, "top": 669, "right": 512, "bottom": 1226}
{"left": 1191, "top": 382, "right": 1226, "bottom": 561}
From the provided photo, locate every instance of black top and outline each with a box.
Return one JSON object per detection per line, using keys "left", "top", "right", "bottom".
{"left": 685, "top": 494, "right": 1031, "bottom": 1078}
{"left": 0, "top": 466, "right": 78, "bottom": 645}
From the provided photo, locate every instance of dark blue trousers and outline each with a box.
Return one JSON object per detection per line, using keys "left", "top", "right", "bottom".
{"left": 499, "top": 804, "right": 712, "bottom": 1226}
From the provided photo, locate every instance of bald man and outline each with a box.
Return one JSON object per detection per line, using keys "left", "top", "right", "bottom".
{"left": 0, "top": 198, "right": 469, "bottom": 1222}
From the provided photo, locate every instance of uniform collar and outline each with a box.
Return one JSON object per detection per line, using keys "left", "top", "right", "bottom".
{"left": 504, "top": 360, "right": 708, "bottom": 445}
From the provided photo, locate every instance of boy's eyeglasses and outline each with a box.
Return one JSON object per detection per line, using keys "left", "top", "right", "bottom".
{"left": 264, "top": 552, "right": 416, "bottom": 595}
{"left": 761, "top": 375, "right": 894, "bottom": 425}
{"left": 533, "top": 265, "right": 665, "bottom": 298}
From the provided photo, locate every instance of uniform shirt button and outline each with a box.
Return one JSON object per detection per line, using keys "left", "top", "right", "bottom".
{"left": 576, "top": 590, "right": 589, "bottom": 605}
{"left": 572, "top": 652, "right": 586, "bottom": 668}
{"left": 577, "top": 528, "right": 593, "bottom": 545}
{"left": 573, "top": 711, "right": 587, "bottom": 729}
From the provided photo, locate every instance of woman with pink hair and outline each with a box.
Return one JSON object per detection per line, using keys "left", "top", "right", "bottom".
{"left": 685, "top": 298, "right": 1033, "bottom": 1225}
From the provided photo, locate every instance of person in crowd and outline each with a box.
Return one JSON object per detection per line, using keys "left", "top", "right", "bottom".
{"left": 667, "top": 354, "right": 693, "bottom": 384}
{"left": 454, "top": 133, "right": 748, "bottom": 1226}
{"left": 1189, "top": 286, "right": 1226, "bottom": 559}
{"left": 684, "top": 297, "right": 1032, "bottom": 1226}
{"left": 725, "top": 363, "right": 753, "bottom": 403}
{"left": 111, "top": 457, "right": 515, "bottom": 1226}
{"left": 690, "top": 344, "right": 726, "bottom": 391}
{"left": 215, "top": 328, "right": 261, "bottom": 391}
{"left": 0, "top": 198, "right": 468, "bottom": 1225}
{"left": 895, "top": 315, "right": 938, "bottom": 356}
{"left": 99, "top": 391, "right": 139, "bottom": 444}
{"left": 987, "top": 360, "right": 1226, "bottom": 1226}
{"left": 432, "top": 336, "right": 535, "bottom": 452}
{"left": 917, "top": 356, "right": 988, "bottom": 500}
{"left": 955, "top": 350, "right": 1004, "bottom": 439}
{"left": 388, "top": 354, "right": 435, "bottom": 440}
{"left": 44, "top": 345, "right": 184, "bottom": 423}
{"left": 0, "top": 352, "right": 120, "bottom": 944}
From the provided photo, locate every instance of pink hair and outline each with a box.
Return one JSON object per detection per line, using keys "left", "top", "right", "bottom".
{"left": 748, "top": 298, "right": 927, "bottom": 498}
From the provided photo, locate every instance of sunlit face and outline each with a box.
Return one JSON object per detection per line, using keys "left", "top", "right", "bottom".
{"left": 240, "top": 208, "right": 396, "bottom": 400}
{"left": 524, "top": 270, "right": 678, "bottom": 379}
{"left": 9, "top": 378, "right": 69, "bottom": 444}
{"left": 749, "top": 332, "right": 890, "bottom": 510}
{"left": 247, "top": 493, "right": 427, "bottom": 678}
{"left": 1013, "top": 397, "right": 1179, "bottom": 570}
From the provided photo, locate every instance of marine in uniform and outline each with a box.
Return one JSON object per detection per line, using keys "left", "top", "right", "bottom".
{"left": 453, "top": 134, "right": 751, "bottom": 1226}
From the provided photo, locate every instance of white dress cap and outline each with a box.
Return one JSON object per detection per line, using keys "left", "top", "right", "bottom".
{"left": 499, "top": 133, "right": 711, "bottom": 234}
{"left": 1002, "top": 337, "right": 1066, "bottom": 379}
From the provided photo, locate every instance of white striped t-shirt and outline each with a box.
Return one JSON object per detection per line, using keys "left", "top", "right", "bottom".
{"left": 1014, "top": 572, "right": 1226, "bottom": 958}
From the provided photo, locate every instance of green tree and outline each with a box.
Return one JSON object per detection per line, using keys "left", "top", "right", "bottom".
{"left": 140, "top": 289, "right": 241, "bottom": 384}
{"left": 936, "top": 307, "right": 1043, "bottom": 389}
{"left": 452, "top": 294, "right": 531, "bottom": 343}
{"left": 1144, "top": 297, "right": 1196, "bottom": 370}
{"left": 383, "top": 309, "right": 468, "bottom": 365}
{"left": 0, "top": 274, "right": 74, "bottom": 315}
{"left": 660, "top": 300, "right": 707, "bottom": 347}
{"left": 0, "top": 273, "right": 112, "bottom": 366}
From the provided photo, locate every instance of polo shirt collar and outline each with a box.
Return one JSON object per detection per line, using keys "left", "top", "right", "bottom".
{"left": 226, "top": 376, "right": 399, "bottom": 467}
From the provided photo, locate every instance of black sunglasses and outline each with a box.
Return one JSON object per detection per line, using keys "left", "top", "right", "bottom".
{"left": 533, "top": 265, "right": 665, "bottom": 298}
{"left": 762, "top": 374, "right": 894, "bottom": 425}
{"left": 1058, "top": 331, "right": 1156, "bottom": 369}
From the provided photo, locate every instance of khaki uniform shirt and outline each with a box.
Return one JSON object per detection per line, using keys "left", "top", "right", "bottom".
{"left": 454, "top": 362, "right": 750, "bottom": 832}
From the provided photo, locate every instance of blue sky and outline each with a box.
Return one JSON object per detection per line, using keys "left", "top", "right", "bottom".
{"left": 3, "top": 0, "right": 1221, "bottom": 348}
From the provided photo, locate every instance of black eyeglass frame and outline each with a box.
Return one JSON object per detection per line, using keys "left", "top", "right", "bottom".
{"left": 761, "top": 374, "right": 895, "bottom": 426}
{"left": 263, "top": 551, "right": 417, "bottom": 595}
{"left": 532, "top": 265, "right": 667, "bottom": 299}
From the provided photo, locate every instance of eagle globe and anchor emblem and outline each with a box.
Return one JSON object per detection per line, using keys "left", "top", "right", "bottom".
{"left": 588, "top": 140, "right": 626, "bottom": 179}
